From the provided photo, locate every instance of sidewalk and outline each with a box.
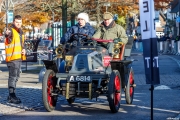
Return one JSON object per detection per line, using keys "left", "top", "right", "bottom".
{"left": 0, "top": 62, "right": 43, "bottom": 116}
{"left": 0, "top": 51, "right": 180, "bottom": 119}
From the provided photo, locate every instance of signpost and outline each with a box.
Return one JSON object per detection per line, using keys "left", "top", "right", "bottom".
{"left": 5, "top": 0, "right": 14, "bottom": 27}
{"left": 6, "top": 0, "right": 8, "bottom": 28}
{"left": 139, "top": 0, "right": 160, "bottom": 120}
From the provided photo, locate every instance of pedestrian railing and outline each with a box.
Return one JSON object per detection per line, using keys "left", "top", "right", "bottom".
{"left": 0, "top": 43, "right": 5, "bottom": 63}
{"left": 157, "top": 39, "right": 180, "bottom": 55}
{"left": 131, "top": 39, "right": 180, "bottom": 56}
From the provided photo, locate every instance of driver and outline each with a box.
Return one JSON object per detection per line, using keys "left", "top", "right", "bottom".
{"left": 61, "top": 12, "right": 95, "bottom": 44}
{"left": 93, "top": 12, "right": 128, "bottom": 54}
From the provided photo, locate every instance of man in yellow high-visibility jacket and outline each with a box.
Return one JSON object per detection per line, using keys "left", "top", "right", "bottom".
{"left": 5, "top": 15, "right": 26, "bottom": 104}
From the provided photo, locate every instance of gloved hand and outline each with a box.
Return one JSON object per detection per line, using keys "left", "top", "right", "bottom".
{"left": 113, "top": 38, "right": 122, "bottom": 43}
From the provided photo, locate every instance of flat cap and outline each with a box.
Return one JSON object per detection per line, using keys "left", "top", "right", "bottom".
{"left": 103, "top": 12, "right": 113, "bottom": 19}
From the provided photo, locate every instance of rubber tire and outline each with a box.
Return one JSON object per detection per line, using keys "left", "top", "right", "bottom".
{"left": 107, "top": 70, "right": 122, "bottom": 113}
{"left": 42, "top": 69, "right": 57, "bottom": 112}
{"left": 125, "top": 67, "right": 134, "bottom": 104}
{"left": 67, "top": 96, "right": 75, "bottom": 104}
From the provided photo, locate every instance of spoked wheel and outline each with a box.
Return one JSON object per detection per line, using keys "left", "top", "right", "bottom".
{"left": 67, "top": 96, "right": 75, "bottom": 104}
{"left": 125, "top": 67, "right": 135, "bottom": 104}
{"left": 42, "top": 69, "right": 58, "bottom": 112}
{"left": 107, "top": 70, "right": 122, "bottom": 113}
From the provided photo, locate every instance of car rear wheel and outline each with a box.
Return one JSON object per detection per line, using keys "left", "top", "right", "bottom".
{"left": 42, "top": 69, "right": 57, "bottom": 112}
{"left": 125, "top": 67, "right": 134, "bottom": 104}
{"left": 107, "top": 70, "right": 122, "bottom": 113}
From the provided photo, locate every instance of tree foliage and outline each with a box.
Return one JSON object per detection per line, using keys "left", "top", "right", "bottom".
{"left": 0, "top": 12, "right": 5, "bottom": 34}
{"left": 154, "top": 0, "right": 173, "bottom": 9}
{"left": 22, "top": 12, "right": 50, "bottom": 26}
{"left": 0, "top": 0, "right": 174, "bottom": 33}
{"left": 21, "top": 11, "right": 50, "bottom": 32}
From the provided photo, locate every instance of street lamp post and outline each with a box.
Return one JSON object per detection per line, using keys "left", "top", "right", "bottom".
{"left": 62, "top": 0, "right": 67, "bottom": 35}
{"left": 104, "top": 2, "right": 110, "bottom": 12}
{"left": 6, "top": 0, "right": 8, "bottom": 28}
{"left": 29, "top": 21, "right": 32, "bottom": 40}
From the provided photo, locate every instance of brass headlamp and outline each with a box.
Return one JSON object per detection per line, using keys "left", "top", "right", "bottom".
{"left": 113, "top": 42, "right": 123, "bottom": 58}
{"left": 65, "top": 55, "right": 73, "bottom": 67}
{"left": 55, "top": 44, "right": 64, "bottom": 58}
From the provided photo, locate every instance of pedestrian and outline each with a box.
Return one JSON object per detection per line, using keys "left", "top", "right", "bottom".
{"left": 92, "top": 12, "right": 128, "bottom": 55}
{"left": 4, "top": 15, "right": 26, "bottom": 104}
{"left": 163, "top": 34, "right": 170, "bottom": 53}
{"left": 135, "top": 22, "right": 141, "bottom": 37}
{"left": 169, "top": 34, "right": 175, "bottom": 54}
{"left": 60, "top": 12, "right": 95, "bottom": 44}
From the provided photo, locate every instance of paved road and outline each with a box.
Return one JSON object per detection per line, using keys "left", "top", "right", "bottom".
{"left": 0, "top": 85, "right": 179, "bottom": 120}
{"left": 0, "top": 51, "right": 180, "bottom": 120}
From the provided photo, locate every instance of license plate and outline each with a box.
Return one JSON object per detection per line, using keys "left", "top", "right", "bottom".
{"left": 68, "top": 76, "right": 92, "bottom": 82}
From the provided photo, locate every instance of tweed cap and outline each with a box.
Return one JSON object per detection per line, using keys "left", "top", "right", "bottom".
{"left": 103, "top": 12, "right": 113, "bottom": 19}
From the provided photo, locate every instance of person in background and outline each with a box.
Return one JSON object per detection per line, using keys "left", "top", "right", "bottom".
{"left": 60, "top": 12, "right": 95, "bottom": 44}
{"left": 162, "top": 34, "right": 170, "bottom": 53}
{"left": 4, "top": 15, "right": 26, "bottom": 104}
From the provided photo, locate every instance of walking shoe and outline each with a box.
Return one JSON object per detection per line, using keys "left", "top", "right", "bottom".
{"left": 7, "top": 94, "right": 21, "bottom": 104}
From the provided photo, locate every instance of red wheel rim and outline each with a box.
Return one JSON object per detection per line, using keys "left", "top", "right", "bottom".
{"left": 114, "top": 75, "right": 120, "bottom": 106}
{"left": 129, "top": 72, "right": 134, "bottom": 97}
{"left": 47, "top": 74, "right": 54, "bottom": 107}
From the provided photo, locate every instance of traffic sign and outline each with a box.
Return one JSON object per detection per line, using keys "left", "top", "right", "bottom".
{"left": 8, "top": 10, "right": 13, "bottom": 23}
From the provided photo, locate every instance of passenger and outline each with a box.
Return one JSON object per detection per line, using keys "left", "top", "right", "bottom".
{"left": 61, "top": 12, "right": 95, "bottom": 44}
{"left": 93, "top": 12, "right": 128, "bottom": 54}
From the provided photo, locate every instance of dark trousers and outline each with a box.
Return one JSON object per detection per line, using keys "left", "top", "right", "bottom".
{"left": 7, "top": 61, "right": 22, "bottom": 90}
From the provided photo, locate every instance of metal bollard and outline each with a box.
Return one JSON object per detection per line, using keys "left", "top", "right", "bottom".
{"left": 173, "top": 41, "right": 177, "bottom": 55}
{"left": 168, "top": 40, "right": 171, "bottom": 53}
{"left": 171, "top": 40, "right": 175, "bottom": 54}
{"left": 175, "top": 41, "right": 179, "bottom": 55}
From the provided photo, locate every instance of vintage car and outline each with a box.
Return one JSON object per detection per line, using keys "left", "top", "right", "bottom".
{"left": 42, "top": 33, "right": 136, "bottom": 113}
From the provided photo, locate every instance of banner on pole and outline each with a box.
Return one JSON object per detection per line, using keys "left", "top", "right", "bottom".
{"left": 139, "top": 0, "right": 160, "bottom": 84}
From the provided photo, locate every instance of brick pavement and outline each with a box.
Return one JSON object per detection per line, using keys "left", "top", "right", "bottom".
{"left": 0, "top": 52, "right": 180, "bottom": 116}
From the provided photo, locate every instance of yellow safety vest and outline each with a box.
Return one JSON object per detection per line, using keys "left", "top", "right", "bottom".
{"left": 5, "top": 28, "right": 26, "bottom": 62}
